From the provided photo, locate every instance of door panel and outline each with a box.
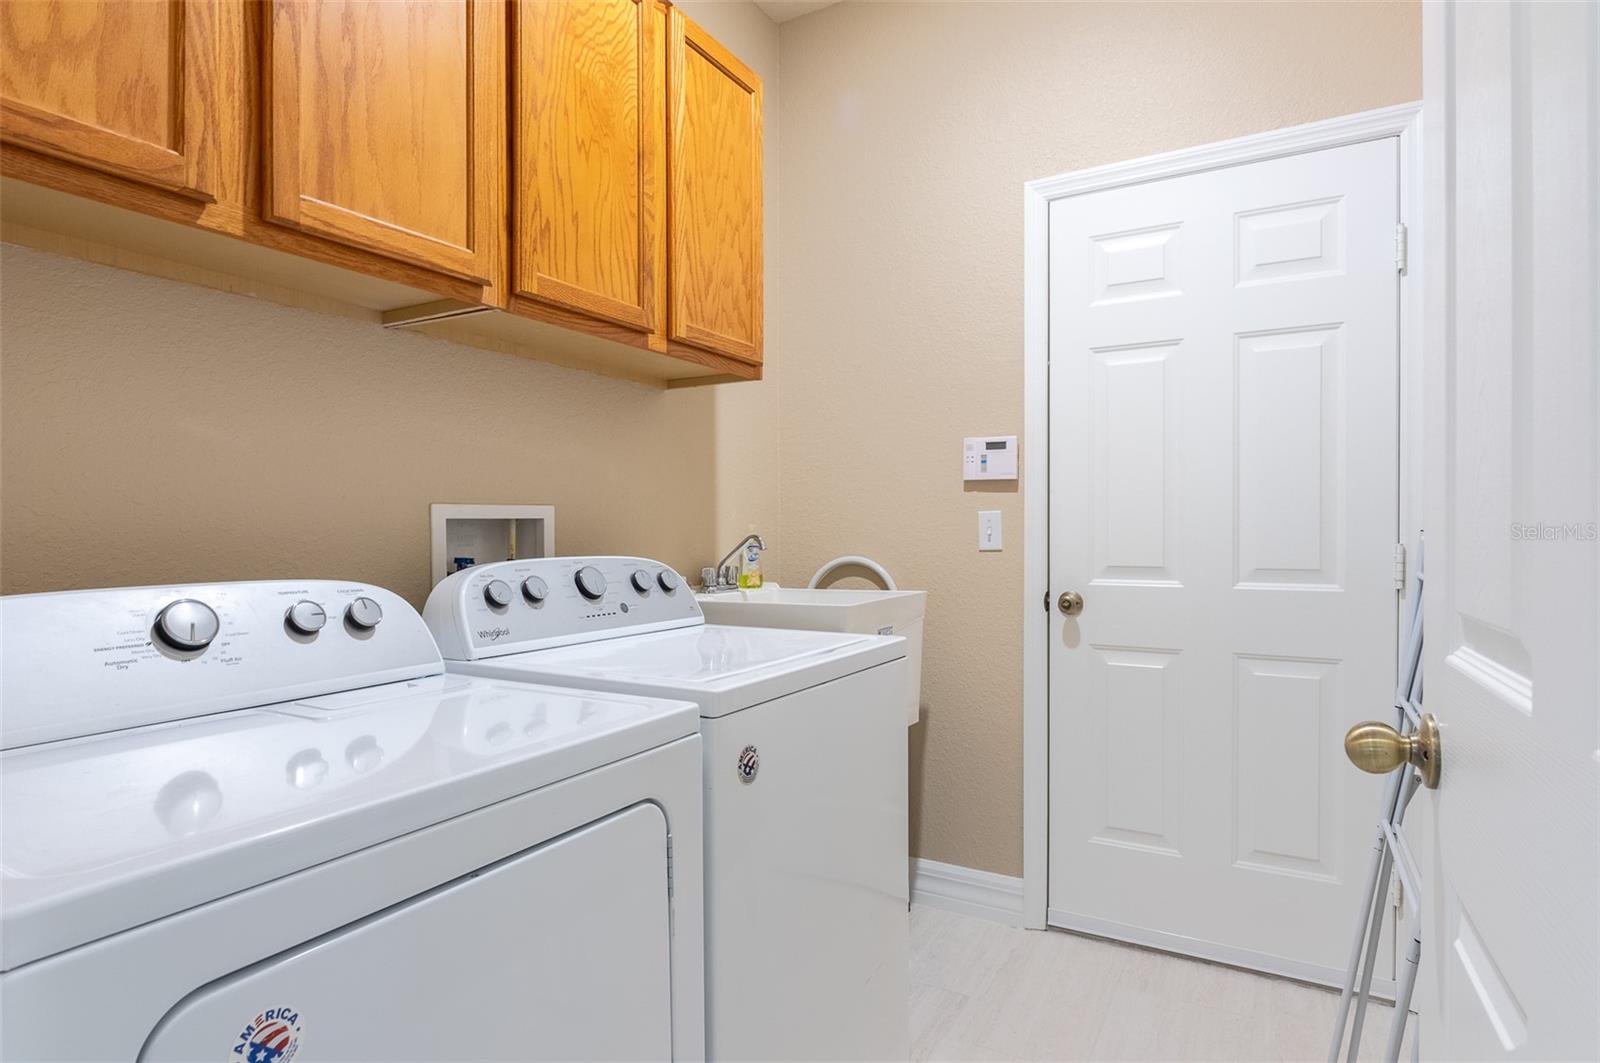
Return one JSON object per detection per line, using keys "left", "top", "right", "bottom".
{"left": 0, "top": 0, "right": 218, "bottom": 198}
{"left": 1047, "top": 138, "right": 1400, "bottom": 979}
{"left": 1422, "top": 1, "right": 1599, "bottom": 1057}
{"left": 668, "top": 10, "right": 762, "bottom": 364}
{"left": 140, "top": 805, "right": 674, "bottom": 1062}
{"left": 514, "top": 0, "right": 662, "bottom": 332}
{"left": 265, "top": 0, "right": 502, "bottom": 282}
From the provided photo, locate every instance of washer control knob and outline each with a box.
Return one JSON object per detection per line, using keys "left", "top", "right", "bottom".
{"left": 285, "top": 599, "right": 328, "bottom": 635}
{"left": 483, "top": 579, "right": 514, "bottom": 608}
{"left": 631, "top": 570, "right": 653, "bottom": 594}
{"left": 574, "top": 566, "right": 607, "bottom": 601}
{"left": 656, "top": 568, "right": 681, "bottom": 592}
{"left": 522, "top": 575, "right": 549, "bottom": 603}
{"left": 345, "top": 597, "right": 383, "bottom": 630}
{"left": 154, "top": 599, "right": 220, "bottom": 651}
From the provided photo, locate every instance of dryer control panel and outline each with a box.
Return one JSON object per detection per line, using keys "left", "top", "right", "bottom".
{"left": 423, "top": 557, "right": 703, "bottom": 661}
{"left": 0, "top": 581, "right": 442, "bottom": 750}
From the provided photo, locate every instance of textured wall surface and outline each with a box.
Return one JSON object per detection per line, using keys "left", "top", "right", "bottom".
{"left": 1, "top": 1, "right": 1423, "bottom": 882}
{"left": 0, "top": 0, "right": 778, "bottom": 608}
{"left": 777, "top": 0, "right": 1421, "bottom": 876}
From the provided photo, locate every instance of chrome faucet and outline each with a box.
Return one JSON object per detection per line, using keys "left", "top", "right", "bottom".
{"left": 705, "top": 533, "right": 765, "bottom": 592}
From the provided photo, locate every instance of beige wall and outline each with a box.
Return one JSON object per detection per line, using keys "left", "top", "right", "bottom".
{"left": 776, "top": 1, "right": 1421, "bottom": 876}
{"left": 0, "top": 0, "right": 778, "bottom": 608}
{"left": 0, "top": 1, "right": 1422, "bottom": 881}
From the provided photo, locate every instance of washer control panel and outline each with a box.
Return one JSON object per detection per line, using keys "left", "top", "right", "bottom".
{"left": 1, "top": 581, "right": 443, "bottom": 750}
{"left": 423, "top": 556, "right": 703, "bottom": 660}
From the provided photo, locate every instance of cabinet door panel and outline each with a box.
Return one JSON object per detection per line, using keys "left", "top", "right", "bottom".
{"left": 0, "top": 0, "right": 219, "bottom": 198}
{"left": 668, "top": 11, "right": 762, "bottom": 364}
{"left": 266, "top": 0, "right": 501, "bottom": 283}
{"left": 515, "top": 0, "right": 661, "bottom": 332}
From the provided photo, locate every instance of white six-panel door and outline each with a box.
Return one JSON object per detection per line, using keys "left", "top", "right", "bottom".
{"left": 1047, "top": 138, "right": 1401, "bottom": 981}
{"left": 1421, "top": 1, "right": 1599, "bottom": 1057}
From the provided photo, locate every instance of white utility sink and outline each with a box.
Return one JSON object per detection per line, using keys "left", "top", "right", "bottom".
{"left": 696, "top": 585, "right": 926, "bottom": 725}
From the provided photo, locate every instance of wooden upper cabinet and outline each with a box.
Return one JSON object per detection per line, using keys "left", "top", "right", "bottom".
{"left": 668, "top": 10, "right": 762, "bottom": 364}
{"left": 514, "top": 0, "right": 664, "bottom": 333}
{"left": 0, "top": 0, "right": 221, "bottom": 198}
{"left": 265, "top": 0, "right": 503, "bottom": 284}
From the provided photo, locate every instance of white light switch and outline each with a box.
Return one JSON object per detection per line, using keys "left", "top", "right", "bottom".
{"left": 978, "top": 510, "right": 1002, "bottom": 551}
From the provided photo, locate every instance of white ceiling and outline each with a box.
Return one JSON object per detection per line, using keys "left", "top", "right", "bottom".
{"left": 754, "top": 0, "right": 840, "bottom": 23}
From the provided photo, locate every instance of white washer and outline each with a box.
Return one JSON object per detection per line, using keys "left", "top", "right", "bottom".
{"left": 1, "top": 580, "right": 705, "bottom": 1062}
{"left": 424, "top": 557, "right": 911, "bottom": 1061}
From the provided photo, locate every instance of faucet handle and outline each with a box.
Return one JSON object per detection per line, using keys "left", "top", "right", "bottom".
{"left": 701, "top": 567, "right": 718, "bottom": 589}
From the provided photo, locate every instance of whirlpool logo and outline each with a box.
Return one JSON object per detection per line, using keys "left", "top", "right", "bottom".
{"left": 477, "top": 626, "right": 511, "bottom": 642}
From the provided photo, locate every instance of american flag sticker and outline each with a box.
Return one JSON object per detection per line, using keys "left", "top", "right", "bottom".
{"left": 231, "top": 1006, "right": 303, "bottom": 1062}
{"left": 737, "top": 744, "right": 760, "bottom": 784}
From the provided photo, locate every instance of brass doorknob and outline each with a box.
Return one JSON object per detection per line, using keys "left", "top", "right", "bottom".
{"left": 1343, "top": 714, "right": 1440, "bottom": 789}
{"left": 1057, "top": 590, "right": 1084, "bottom": 616}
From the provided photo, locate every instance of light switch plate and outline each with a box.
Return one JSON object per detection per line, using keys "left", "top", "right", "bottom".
{"left": 978, "top": 510, "right": 1003, "bottom": 551}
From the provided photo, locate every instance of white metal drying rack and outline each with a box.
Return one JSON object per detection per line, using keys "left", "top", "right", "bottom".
{"left": 1329, "top": 538, "right": 1425, "bottom": 1063}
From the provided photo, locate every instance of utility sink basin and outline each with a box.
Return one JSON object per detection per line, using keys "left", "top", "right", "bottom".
{"left": 696, "top": 586, "right": 926, "bottom": 725}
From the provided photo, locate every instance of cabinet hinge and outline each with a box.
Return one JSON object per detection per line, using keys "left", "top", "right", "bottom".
{"left": 1394, "top": 543, "right": 1407, "bottom": 592}
{"left": 1395, "top": 222, "right": 1409, "bottom": 273}
{"left": 666, "top": 832, "right": 675, "bottom": 899}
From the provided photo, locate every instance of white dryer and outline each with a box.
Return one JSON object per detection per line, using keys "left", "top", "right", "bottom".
{"left": 0, "top": 580, "right": 704, "bottom": 1062}
{"left": 424, "top": 557, "right": 911, "bottom": 1061}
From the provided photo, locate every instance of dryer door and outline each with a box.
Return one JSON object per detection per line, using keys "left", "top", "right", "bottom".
{"left": 140, "top": 804, "right": 674, "bottom": 1062}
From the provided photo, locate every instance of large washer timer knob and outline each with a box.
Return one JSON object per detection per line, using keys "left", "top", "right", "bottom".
{"left": 154, "top": 599, "right": 221, "bottom": 652}
{"left": 345, "top": 597, "right": 383, "bottom": 630}
{"left": 574, "top": 566, "right": 608, "bottom": 601}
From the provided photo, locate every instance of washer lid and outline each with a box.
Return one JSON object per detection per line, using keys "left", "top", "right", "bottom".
{"left": 0, "top": 673, "right": 697, "bottom": 971}
{"left": 455, "top": 624, "right": 907, "bottom": 717}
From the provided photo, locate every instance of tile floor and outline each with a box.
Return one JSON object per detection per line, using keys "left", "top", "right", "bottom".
{"left": 908, "top": 906, "right": 1409, "bottom": 1062}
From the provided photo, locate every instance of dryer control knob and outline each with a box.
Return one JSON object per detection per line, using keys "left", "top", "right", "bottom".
{"left": 345, "top": 597, "right": 383, "bottom": 630}
{"left": 657, "top": 568, "right": 681, "bottom": 592}
{"left": 483, "top": 579, "right": 513, "bottom": 608}
{"left": 285, "top": 599, "right": 328, "bottom": 635}
{"left": 522, "top": 575, "right": 549, "bottom": 603}
{"left": 154, "top": 599, "right": 220, "bottom": 651}
{"left": 631, "top": 570, "right": 653, "bottom": 594}
{"left": 574, "top": 566, "right": 607, "bottom": 601}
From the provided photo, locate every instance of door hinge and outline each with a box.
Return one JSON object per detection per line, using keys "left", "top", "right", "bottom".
{"left": 666, "top": 832, "right": 674, "bottom": 899}
{"left": 1393, "top": 542, "right": 1407, "bottom": 591}
{"left": 1395, "top": 222, "right": 1409, "bottom": 273}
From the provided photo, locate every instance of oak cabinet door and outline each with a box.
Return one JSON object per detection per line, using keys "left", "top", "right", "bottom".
{"left": 668, "top": 10, "right": 762, "bottom": 364}
{"left": 514, "top": 0, "right": 663, "bottom": 333}
{"left": 265, "top": 0, "right": 503, "bottom": 283}
{"left": 0, "top": 0, "right": 221, "bottom": 198}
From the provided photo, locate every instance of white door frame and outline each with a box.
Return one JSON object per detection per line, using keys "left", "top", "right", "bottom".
{"left": 1021, "top": 102, "right": 1425, "bottom": 931}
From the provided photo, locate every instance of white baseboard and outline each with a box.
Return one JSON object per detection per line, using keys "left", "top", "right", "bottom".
{"left": 909, "top": 858, "right": 1026, "bottom": 927}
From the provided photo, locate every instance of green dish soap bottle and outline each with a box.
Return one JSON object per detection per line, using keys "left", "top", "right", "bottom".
{"left": 738, "top": 540, "right": 764, "bottom": 589}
